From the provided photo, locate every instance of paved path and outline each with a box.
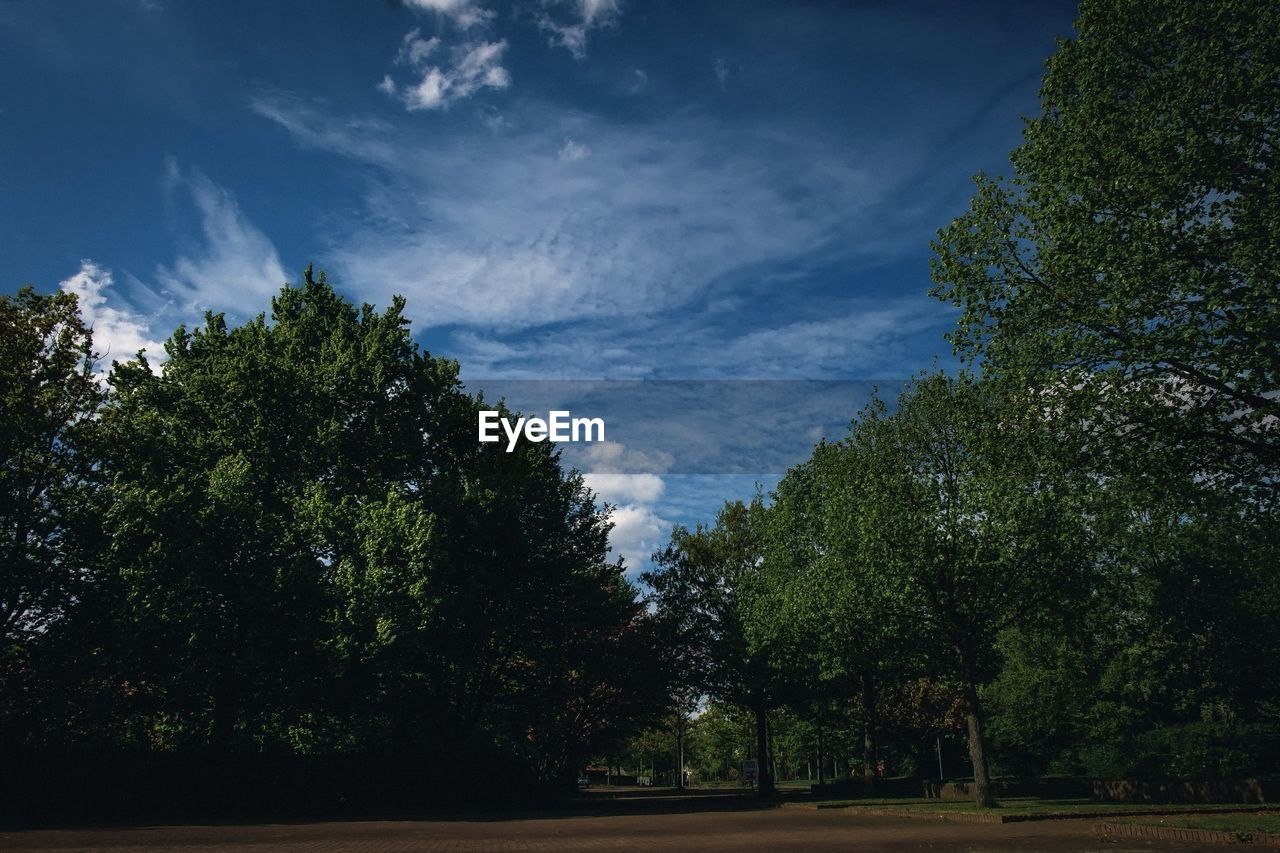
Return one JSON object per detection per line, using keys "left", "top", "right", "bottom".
{"left": 1, "top": 807, "right": 1204, "bottom": 851}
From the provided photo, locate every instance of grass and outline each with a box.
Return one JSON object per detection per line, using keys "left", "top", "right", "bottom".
{"left": 808, "top": 796, "right": 1271, "bottom": 818}
{"left": 1115, "top": 812, "right": 1280, "bottom": 835}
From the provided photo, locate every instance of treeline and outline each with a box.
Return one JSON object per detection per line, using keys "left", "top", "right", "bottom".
{"left": 639, "top": 0, "right": 1280, "bottom": 808}
{"left": 1, "top": 270, "right": 668, "bottom": 817}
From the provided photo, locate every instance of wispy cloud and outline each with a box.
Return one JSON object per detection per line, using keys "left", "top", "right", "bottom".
{"left": 557, "top": 136, "right": 590, "bottom": 161}
{"left": 401, "top": 0, "right": 493, "bottom": 29}
{"left": 316, "top": 119, "right": 880, "bottom": 330}
{"left": 538, "top": 0, "right": 622, "bottom": 59}
{"left": 381, "top": 37, "right": 510, "bottom": 111}
{"left": 447, "top": 298, "right": 953, "bottom": 379}
{"left": 249, "top": 94, "right": 400, "bottom": 166}
{"left": 621, "top": 67, "right": 647, "bottom": 95}
{"left": 714, "top": 56, "right": 730, "bottom": 87}
{"left": 247, "top": 94, "right": 955, "bottom": 377}
{"left": 156, "top": 160, "right": 287, "bottom": 317}
{"left": 59, "top": 260, "right": 165, "bottom": 370}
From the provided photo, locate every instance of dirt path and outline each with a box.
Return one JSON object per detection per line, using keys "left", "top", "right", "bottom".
{"left": 0, "top": 806, "right": 1206, "bottom": 851}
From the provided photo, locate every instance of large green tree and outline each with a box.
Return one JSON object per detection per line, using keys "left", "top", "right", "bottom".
{"left": 1, "top": 288, "right": 104, "bottom": 743}
{"left": 747, "top": 441, "right": 916, "bottom": 792}
{"left": 6, "top": 269, "right": 659, "bottom": 794}
{"left": 855, "top": 373, "right": 1089, "bottom": 807}
{"left": 931, "top": 0, "right": 1280, "bottom": 479}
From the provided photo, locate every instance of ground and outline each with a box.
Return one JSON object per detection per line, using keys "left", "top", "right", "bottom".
{"left": 0, "top": 798, "right": 1212, "bottom": 852}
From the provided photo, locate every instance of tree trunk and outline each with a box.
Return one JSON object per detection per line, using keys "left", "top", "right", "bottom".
{"left": 817, "top": 720, "right": 825, "bottom": 785}
{"left": 861, "top": 671, "right": 878, "bottom": 793}
{"left": 768, "top": 715, "right": 780, "bottom": 785}
{"left": 754, "top": 706, "right": 775, "bottom": 795}
{"left": 675, "top": 728, "right": 685, "bottom": 790}
{"left": 959, "top": 652, "right": 994, "bottom": 808}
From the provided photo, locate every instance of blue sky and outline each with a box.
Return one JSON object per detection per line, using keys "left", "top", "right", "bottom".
{"left": 1, "top": 0, "right": 1077, "bottom": 571}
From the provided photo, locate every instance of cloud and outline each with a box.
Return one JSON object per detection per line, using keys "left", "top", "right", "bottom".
{"left": 575, "top": 439, "right": 670, "bottom": 573}
{"left": 579, "top": 439, "right": 674, "bottom": 475}
{"left": 558, "top": 137, "right": 590, "bottom": 161}
{"left": 538, "top": 0, "right": 622, "bottom": 59}
{"left": 714, "top": 56, "right": 730, "bottom": 86}
{"left": 250, "top": 91, "right": 955, "bottom": 377}
{"left": 249, "top": 93, "right": 400, "bottom": 167}
{"left": 586, "top": 472, "right": 665, "bottom": 504}
{"left": 59, "top": 260, "right": 165, "bottom": 370}
{"left": 381, "top": 38, "right": 510, "bottom": 111}
{"left": 444, "top": 298, "right": 951, "bottom": 380}
{"left": 621, "top": 67, "right": 647, "bottom": 95}
{"left": 607, "top": 503, "right": 670, "bottom": 573}
{"left": 156, "top": 161, "right": 288, "bottom": 316}
{"left": 401, "top": 0, "right": 493, "bottom": 29}
{"left": 306, "top": 111, "right": 883, "bottom": 332}
{"left": 396, "top": 29, "right": 441, "bottom": 66}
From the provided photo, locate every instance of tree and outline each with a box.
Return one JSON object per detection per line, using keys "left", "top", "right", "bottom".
{"left": 1, "top": 287, "right": 104, "bottom": 744}
{"left": 643, "top": 498, "right": 780, "bottom": 795}
{"left": 69, "top": 268, "right": 656, "bottom": 787}
{"left": 747, "top": 441, "right": 914, "bottom": 792}
{"left": 855, "top": 373, "right": 1088, "bottom": 807}
{"left": 0, "top": 287, "right": 102, "bottom": 646}
{"left": 931, "top": 0, "right": 1280, "bottom": 479}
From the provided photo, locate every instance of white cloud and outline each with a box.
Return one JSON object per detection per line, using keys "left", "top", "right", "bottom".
{"left": 250, "top": 96, "right": 950, "bottom": 376}
{"left": 580, "top": 439, "right": 673, "bottom": 474}
{"left": 401, "top": 0, "right": 493, "bottom": 29}
{"left": 585, "top": 472, "right": 665, "bottom": 504}
{"left": 59, "top": 260, "right": 165, "bottom": 370}
{"left": 250, "top": 94, "right": 400, "bottom": 166}
{"left": 309, "top": 113, "right": 880, "bottom": 331}
{"left": 442, "top": 298, "right": 953, "bottom": 380}
{"left": 558, "top": 137, "right": 590, "bottom": 162}
{"left": 579, "top": 439, "right": 672, "bottom": 573}
{"left": 606, "top": 503, "right": 670, "bottom": 573}
{"left": 156, "top": 162, "right": 288, "bottom": 316}
{"left": 382, "top": 39, "right": 510, "bottom": 111}
{"left": 577, "top": 0, "right": 621, "bottom": 26}
{"left": 396, "top": 29, "right": 441, "bottom": 66}
{"left": 538, "top": 0, "right": 622, "bottom": 59}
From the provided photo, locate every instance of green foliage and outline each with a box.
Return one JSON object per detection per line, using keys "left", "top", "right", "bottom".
{"left": 1, "top": 269, "right": 662, "bottom": 793}
{"left": 0, "top": 287, "right": 102, "bottom": 646}
{"left": 931, "top": 0, "right": 1280, "bottom": 475}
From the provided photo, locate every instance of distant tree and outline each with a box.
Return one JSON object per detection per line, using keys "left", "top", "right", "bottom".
{"left": 643, "top": 498, "right": 780, "bottom": 795}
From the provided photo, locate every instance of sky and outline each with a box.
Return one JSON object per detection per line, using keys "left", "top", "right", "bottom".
{"left": 0, "top": 0, "right": 1079, "bottom": 573}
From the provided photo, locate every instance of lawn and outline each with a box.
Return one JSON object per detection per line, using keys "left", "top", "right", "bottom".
{"left": 807, "top": 796, "right": 1272, "bottom": 820}
{"left": 1116, "top": 812, "right": 1280, "bottom": 835}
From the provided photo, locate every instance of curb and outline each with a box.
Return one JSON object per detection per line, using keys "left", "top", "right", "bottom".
{"left": 1096, "top": 821, "right": 1280, "bottom": 847}
{"left": 783, "top": 803, "right": 1272, "bottom": 826}
{"left": 843, "top": 807, "right": 1010, "bottom": 824}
